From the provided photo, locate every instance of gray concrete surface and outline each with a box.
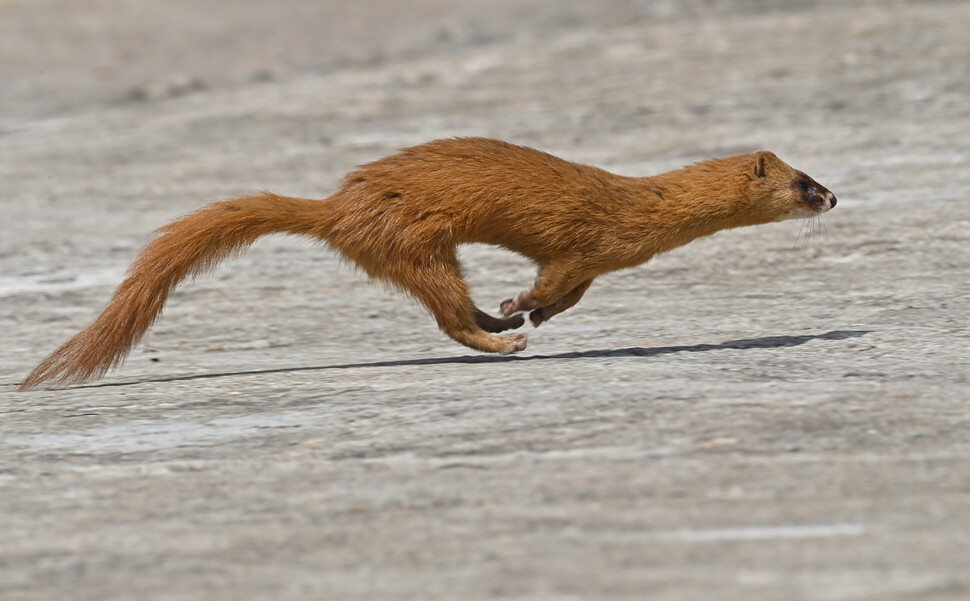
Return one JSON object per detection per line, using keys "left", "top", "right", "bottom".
{"left": 2, "top": 0, "right": 969, "bottom": 599}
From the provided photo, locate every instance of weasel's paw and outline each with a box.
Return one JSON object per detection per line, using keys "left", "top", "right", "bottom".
{"left": 500, "top": 293, "right": 533, "bottom": 316}
{"left": 500, "top": 297, "right": 519, "bottom": 316}
{"left": 506, "top": 314, "right": 526, "bottom": 331}
{"left": 498, "top": 334, "right": 528, "bottom": 354}
{"left": 478, "top": 313, "right": 525, "bottom": 333}
{"left": 529, "top": 308, "right": 548, "bottom": 328}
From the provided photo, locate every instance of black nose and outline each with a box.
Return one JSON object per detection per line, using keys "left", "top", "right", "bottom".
{"left": 830, "top": 195, "right": 837, "bottom": 208}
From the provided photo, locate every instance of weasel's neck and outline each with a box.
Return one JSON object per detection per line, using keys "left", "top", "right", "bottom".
{"left": 622, "top": 166, "right": 754, "bottom": 261}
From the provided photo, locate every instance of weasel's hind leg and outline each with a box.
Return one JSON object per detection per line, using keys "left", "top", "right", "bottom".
{"left": 393, "top": 253, "right": 527, "bottom": 354}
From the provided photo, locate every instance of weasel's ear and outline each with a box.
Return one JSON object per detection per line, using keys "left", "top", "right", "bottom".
{"left": 753, "top": 152, "right": 768, "bottom": 179}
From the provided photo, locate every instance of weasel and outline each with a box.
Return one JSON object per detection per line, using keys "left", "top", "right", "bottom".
{"left": 20, "top": 138, "right": 836, "bottom": 390}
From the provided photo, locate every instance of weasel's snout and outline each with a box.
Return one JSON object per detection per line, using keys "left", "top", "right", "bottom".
{"left": 812, "top": 190, "right": 836, "bottom": 213}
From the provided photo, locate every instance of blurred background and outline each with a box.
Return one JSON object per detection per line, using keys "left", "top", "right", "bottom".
{"left": 1, "top": 0, "right": 867, "bottom": 118}
{"left": 2, "top": 1, "right": 969, "bottom": 600}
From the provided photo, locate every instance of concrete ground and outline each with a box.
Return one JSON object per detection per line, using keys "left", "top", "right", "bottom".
{"left": 1, "top": 0, "right": 969, "bottom": 599}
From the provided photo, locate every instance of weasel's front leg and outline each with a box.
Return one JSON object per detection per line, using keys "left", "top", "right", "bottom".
{"left": 528, "top": 279, "right": 594, "bottom": 327}
{"left": 500, "top": 264, "right": 589, "bottom": 321}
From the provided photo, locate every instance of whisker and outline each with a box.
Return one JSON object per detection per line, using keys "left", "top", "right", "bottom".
{"left": 793, "top": 218, "right": 810, "bottom": 251}
{"left": 788, "top": 219, "right": 801, "bottom": 247}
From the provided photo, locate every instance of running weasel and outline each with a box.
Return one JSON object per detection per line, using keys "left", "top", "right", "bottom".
{"left": 20, "top": 138, "right": 836, "bottom": 389}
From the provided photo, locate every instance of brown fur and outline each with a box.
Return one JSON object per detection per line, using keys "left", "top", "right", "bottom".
{"left": 20, "top": 138, "right": 836, "bottom": 390}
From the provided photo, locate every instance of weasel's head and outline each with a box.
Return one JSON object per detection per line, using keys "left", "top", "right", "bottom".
{"left": 749, "top": 151, "right": 836, "bottom": 222}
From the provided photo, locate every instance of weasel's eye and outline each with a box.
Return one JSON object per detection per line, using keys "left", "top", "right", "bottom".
{"left": 796, "top": 179, "right": 812, "bottom": 193}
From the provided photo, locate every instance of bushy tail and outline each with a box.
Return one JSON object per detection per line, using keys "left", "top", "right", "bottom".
{"left": 20, "top": 193, "right": 332, "bottom": 390}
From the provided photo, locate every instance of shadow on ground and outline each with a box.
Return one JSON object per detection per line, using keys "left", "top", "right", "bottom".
{"left": 68, "top": 329, "right": 870, "bottom": 389}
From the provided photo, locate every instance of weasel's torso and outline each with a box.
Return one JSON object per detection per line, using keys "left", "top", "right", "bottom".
{"left": 331, "top": 138, "right": 653, "bottom": 262}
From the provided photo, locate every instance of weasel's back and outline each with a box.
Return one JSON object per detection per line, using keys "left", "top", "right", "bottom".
{"left": 330, "top": 138, "right": 639, "bottom": 256}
